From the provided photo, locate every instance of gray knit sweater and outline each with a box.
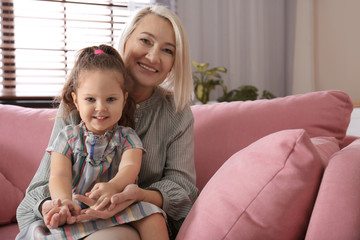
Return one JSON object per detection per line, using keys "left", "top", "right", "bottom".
{"left": 16, "top": 87, "right": 199, "bottom": 233}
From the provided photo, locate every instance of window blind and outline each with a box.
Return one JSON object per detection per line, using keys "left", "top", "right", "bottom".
{"left": 0, "top": 0, "right": 151, "bottom": 98}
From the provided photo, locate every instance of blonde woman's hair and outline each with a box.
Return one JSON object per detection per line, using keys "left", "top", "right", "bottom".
{"left": 118, "top": 5, "right": 193, "bottom": 112}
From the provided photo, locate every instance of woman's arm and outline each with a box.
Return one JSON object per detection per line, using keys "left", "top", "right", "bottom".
{"left": 136, "top": 188, "right": 163, "bottom": 208}
{"left": 16, "top": 104, "right": 81, "bottom": 231}
{"left": 145, "top": 105, "right": 198, "bottom": 220}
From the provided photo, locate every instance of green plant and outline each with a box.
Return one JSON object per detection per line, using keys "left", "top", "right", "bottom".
{"left": 192, "top": 60, "right": 227, "bottom": 104}
{"left": 217, "top": 85, "right": 276, "bottom": 102}
{"left": 192, "top": 60, "right": 276, "bottom": 103}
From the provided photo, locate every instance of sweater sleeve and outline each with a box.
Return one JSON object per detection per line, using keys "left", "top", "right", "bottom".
{"left": 145, "top": 106, "right": 199, "bottom": 225}
{"left": 16, "top": 104, "right": 80, "bottom": 231}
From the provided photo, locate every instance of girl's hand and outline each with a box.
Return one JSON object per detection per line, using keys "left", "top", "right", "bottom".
{"left": 42, "top": 199, "right": 68, "bottom": 229}
{"left": 86, "top": 182, "right": 118, "bottom": 210}
{"left": 61, "top": 199, "right": 82, "bottom": 217}
{"left": 42, "top": 199, "right": 80, "bottom": 229}
{"left": 74, "top": 184, "right": 141, "bottom": 222}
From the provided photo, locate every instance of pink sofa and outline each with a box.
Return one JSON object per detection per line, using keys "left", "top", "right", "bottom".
{"left": 1, "top": 90, "right": 360, "bottom": 240}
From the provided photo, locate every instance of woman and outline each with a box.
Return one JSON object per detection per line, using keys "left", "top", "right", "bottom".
{"left": 16, "top": 5, "right": 198, "bottom": 240}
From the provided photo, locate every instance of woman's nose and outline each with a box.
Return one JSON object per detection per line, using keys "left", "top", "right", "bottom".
{"left": 146, "top": 47, "right": 160, "bottom": 64}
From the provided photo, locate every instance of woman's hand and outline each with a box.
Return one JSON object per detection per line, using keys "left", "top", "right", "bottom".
{"left": 85, "top": 182, "right": 118, "bottom": 210}
{"left": 41, "top": 199, "right": 79, "bottom": 229}
{"left": 74, "top": 184, "right": 142, "bottom": 222}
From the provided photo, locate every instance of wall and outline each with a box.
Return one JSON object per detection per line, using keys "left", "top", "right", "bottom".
{"left": 177, "top": 0, "right": 289, "bottom": 100}
{"left": 177, "top": 0, "right": 360, "bottom": 104}
{"left": 315, "top": 0, "right": 360, "bottom": 105}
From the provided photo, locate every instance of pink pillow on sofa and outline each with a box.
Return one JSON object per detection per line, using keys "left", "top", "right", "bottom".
{"left": 0, "top": 104, "right": 56, "bottom": 225}
{"left": 177, "top": 129, "right": 323, "bottom": 240}
{"left": 0, "top": 173, "right": 24, "bottom": 224}
{"left": 0, "top": 105, "right": 56, "bottom": 193}
{"left": 191, "top": 90, "right": 353, "bottom": 190}
{"left": 305, "top": 138, "right": 360, "bottom": 240}
{"left": 310, "top": 136, "right": 340, "bottom": 167}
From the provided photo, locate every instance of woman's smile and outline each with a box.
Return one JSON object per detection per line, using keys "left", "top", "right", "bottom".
{"left": 123, "top": 13, "right": 176, "bottom": 101}
{"left": 138, "top": 62, "right": 158, "bottom": 73}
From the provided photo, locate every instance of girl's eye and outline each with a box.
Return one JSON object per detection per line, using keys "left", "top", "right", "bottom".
{"left": 163, "top": 48, "right": 174, "bottom": 55}
{"left": 107, "top": 97, "right": 116, "bottom": 102}
{"left": 86, "top": 97, "right": 95, "bottom": 102}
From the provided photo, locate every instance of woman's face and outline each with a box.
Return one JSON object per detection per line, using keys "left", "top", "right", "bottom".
{"left": 123, "top": 13, "right": 176, "bottom": 95}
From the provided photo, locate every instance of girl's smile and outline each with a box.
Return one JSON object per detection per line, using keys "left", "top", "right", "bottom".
{"left": 72, "top": 69, "right": 127, "bottom": 135}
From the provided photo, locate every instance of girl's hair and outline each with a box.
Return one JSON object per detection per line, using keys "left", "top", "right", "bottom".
{"left": 118, "top": 5, "right": 193, "bottom": 112}
{"left": 60, "top": 44, "right": 136, "bottom": 128}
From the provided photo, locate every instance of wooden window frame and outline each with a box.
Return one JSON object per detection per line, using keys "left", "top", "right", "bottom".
{"left": 0, "top": 0, "right": 151, "bottom": 107}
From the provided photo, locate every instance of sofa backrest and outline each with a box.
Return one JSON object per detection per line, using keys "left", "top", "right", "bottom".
{"left": 0, "top": 90, "right": 353, "bottom": 224}
{"left": 0, "top": 104, "right": 57, "bottom": 224}
{"left": 0, "top": 105, "right": 57, "bottom": 193}
{"left": 191, "top": 90, "right": 353, "bottom": 190}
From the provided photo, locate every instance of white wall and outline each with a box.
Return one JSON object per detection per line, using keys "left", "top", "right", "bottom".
{"left": 315, "top": 0, "right": 360, "bottom": 105}
{"left": 177, "top": 0, "right": 289, "bottom": 100}
{"left": 177, "top": 0, "right": 360, "bottom": 104}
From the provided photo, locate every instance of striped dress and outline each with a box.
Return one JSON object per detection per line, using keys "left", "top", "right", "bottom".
{"left": 16, "top": 122, "right": 165, "bottom": 240}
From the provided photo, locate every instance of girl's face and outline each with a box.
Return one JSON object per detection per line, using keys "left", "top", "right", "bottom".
{"left": 72, "top": 69, "right": 127, "bottom": 135}
{"left": 123, "top": 13, "right": 176, "bottom": 99}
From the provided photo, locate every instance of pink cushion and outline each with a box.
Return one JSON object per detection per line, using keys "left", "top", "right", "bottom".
{"left": 0, "top": 173, "right": 24, "bottom": 224}
{"left": 311, "top": 137, "right": 340, "bottom": 167}
{"left": 191, "top": 90, "right": 353, "bottom": 190}
{"left": 0, "top": 105, "right": 56, "bottom": 192}
{"left": 0, "top": 223, "right": 19, "bottom": 240}
{"left": 0, "top": 104, "right": 57, "bottom": 225}
{"left": 177, "top": 129, "right": 323, "bottom": 240}
{"left": 305, "top": 138, "right": 360, "bottom": 240}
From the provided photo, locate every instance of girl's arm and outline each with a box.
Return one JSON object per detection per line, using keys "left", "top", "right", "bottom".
{"left": 48, "top": 152, "right": 81, "bottom": 224}
{"left": 109, "top": 148, "right": 143, "bottom": 191}
{"left": 87, "top": 148, "right": 143, "bottom": 209}
{"left": 49, "top": 152, "right": 73, "bottom": 201}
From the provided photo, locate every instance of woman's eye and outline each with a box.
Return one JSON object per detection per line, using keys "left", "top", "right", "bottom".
{"left": 107, "top": 97, "right": 116, "bottom": 102}
{"left": 140, "top": 38, "right": 151, "bottom": 45}
{"left": 86, "top": 97, "right": 95, "bottom": 102}
{"left": 163, "top": 48, "right": 174, "bottom": 55}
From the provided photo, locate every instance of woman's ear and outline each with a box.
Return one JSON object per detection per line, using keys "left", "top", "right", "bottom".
{"left": 71, "top": 92, "right": 79, "bottom": 110}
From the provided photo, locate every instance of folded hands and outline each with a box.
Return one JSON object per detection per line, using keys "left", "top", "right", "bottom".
{"left": 42, "top": 184, "right": 140, "bottom": 229}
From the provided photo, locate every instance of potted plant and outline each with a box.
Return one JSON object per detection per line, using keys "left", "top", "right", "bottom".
{"left": 192, "top": 60, "right": 227, "bottom": 104}
{"left": 192, "top": 60, "right": 276, "bottom": 104}
{"left": 217, "top": 85, "right": 276, "bottom": 102}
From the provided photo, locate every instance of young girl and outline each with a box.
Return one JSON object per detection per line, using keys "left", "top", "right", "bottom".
{"left": 44, "top": 45, "right": 168, "bottom": 240}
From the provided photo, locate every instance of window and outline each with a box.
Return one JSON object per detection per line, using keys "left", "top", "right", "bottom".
{"left": 0, "top": 0, "right": 152, "bottom": 99}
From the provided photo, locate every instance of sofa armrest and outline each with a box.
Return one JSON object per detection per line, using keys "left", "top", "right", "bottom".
{"left": 341, "top": 135, "right": 359, "bottom": 148}
{"left": 305, "top": 138, "right": 360, "bottom": 240}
